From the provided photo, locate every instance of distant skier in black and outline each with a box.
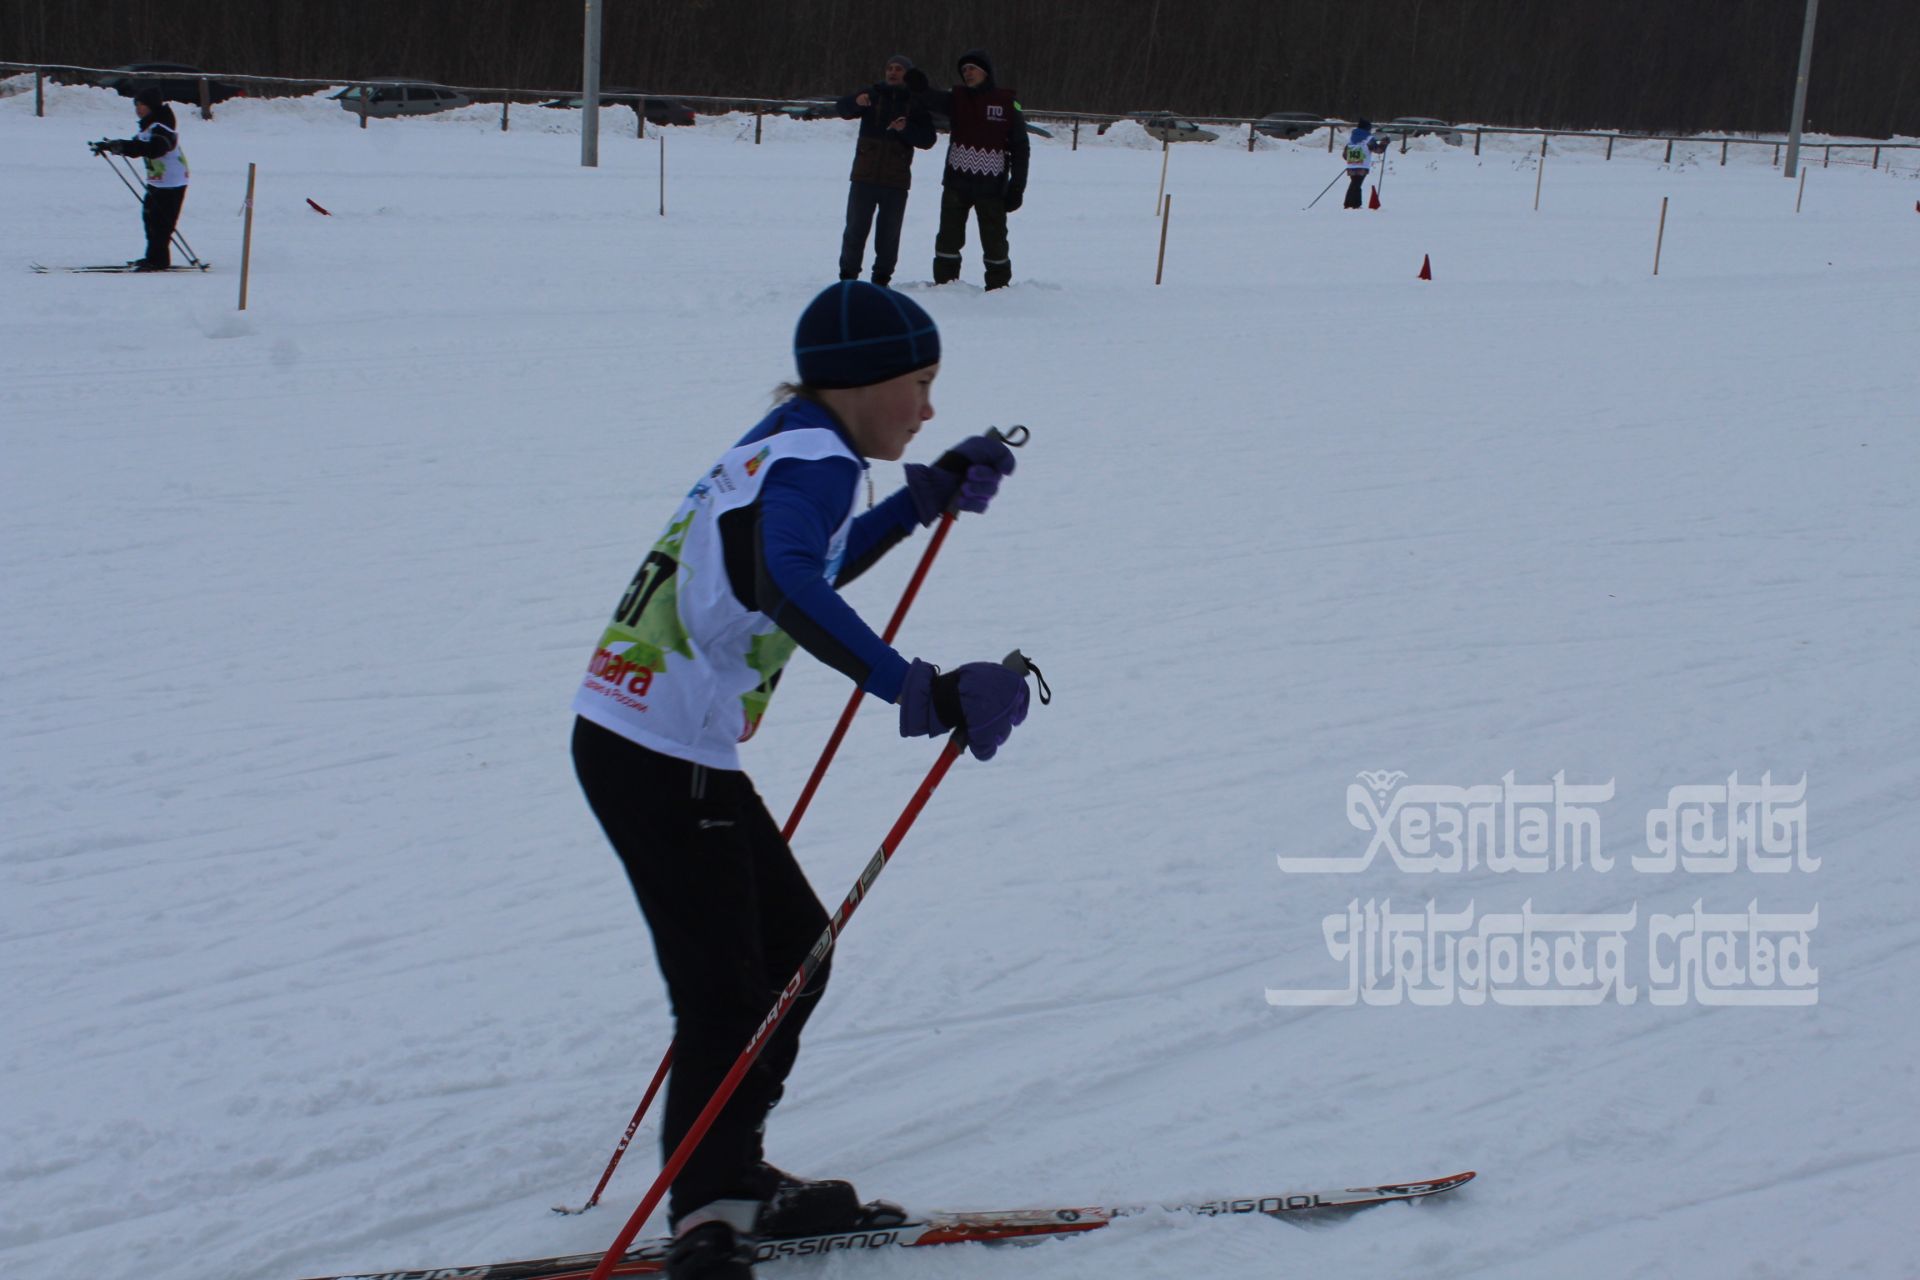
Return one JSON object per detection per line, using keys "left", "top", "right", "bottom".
{"left": 1342, "top": 118, "right": 1389, "bottom": 210}
{"left": 90, "top": 87, "right": 191, "bottom": 270}
{"left": 833, "top": 54, "right": 937, "bottom": 287}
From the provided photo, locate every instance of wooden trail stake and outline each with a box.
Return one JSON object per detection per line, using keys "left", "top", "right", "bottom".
{"left": 238, "top": 163, "right": 257, "bottom": 311}
{"left": 1653, "top": 196, "right": 1669, "bottom": 276}
{"left": 1155, "top": 193, "right": 1172, "bottom": 285}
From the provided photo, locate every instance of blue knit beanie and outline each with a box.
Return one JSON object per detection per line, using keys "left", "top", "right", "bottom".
{"left": 793, "top": 281, "right": 941, "bottom": 390}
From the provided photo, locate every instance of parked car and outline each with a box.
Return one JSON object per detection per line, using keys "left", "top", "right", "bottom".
{"left": 775, "top": 96, "right": 842, "bottom": 120}
{"left": 539, "top": 90, "right": 696, "bottom": 126}
{"left": 100, "top": 63, "right": 246, "bottom": 104}
{"left": 1130, "top": 111, "right": 1219, "bottom": 143}
{"left": 1254, "top": 111, "right": 1327, "bottom": 140}
{"left": 332, "top": 82, "right": 472, "bottom": 118}
{"left": 1375, "top": 116, "right": 1464, "bottom": 145}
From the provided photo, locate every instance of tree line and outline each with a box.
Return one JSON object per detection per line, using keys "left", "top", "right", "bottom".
{"left": 6, "top": 0, "right": 1915, "bottom": 138}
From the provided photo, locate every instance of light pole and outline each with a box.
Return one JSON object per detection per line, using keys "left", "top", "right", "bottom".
{"left": 581, "top": 0, "right": 603, "bottom": 167}
{"left": 1783, "top": 0, "right": 1819, "bottom": 179}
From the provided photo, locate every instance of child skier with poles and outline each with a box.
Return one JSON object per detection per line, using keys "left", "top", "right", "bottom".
{"left": 89, "top": 87, "right": 190, "bottom": 269}
{"left": 1341, "top": 118, "right": 1390, "bottom": 209}
{"left": 570, "top": 280, "right": 1031, "bottom": 1280}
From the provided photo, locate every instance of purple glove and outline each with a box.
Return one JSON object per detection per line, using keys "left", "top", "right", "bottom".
{"left": 898, "top": 658, "right": 1031, "bottom": 761}
{"left": 904, "top": 433, "right": 1017, "bottom": 526}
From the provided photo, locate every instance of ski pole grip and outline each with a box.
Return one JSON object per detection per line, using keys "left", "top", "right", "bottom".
{"left": 946, "top": 649, "right": 1049, "bottom": 756}
{"left": 941, "top": 424, "right": 1031, "bottom": 519}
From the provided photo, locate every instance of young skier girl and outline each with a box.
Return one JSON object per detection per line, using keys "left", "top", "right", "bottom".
{"left": 570, "top": 280, "right": 1030, "bottom": 1279}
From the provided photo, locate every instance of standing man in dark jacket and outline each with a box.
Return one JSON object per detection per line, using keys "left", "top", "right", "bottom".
{"left": 834, "top": 55, "right": 937, "bottom": 287}
{"left": 919, "top": 50, "right": 1029, "bottom": 291}
{"left": 90, "top": 87, "right": 190, "bottom": 270}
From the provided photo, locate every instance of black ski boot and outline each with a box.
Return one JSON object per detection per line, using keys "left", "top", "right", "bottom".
{"left": 665, "top": 1221, "right": 754, "bottom": 1280}
{"left": 753, "top": 1163, "right": 908, "bottom": 1239}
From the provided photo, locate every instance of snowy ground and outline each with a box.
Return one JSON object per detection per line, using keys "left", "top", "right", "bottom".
{"left": 5, "top": 82, "right": 1919, "bottom": 1280}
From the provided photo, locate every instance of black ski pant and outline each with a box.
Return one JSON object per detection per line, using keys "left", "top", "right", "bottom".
{"left": 571, "top": 717, "right": 831, "bottom": 1224}
{"left": 1343, "top": 171, "right": 1367, "bottom": 209}
{"left": 933, "top": 185, "right": 1011, "bottom": 289}
{"left": 142, "top": 184, "right": 187, "bottom": 267}
{"left": 839, "top": 181, "right": 910, "bottom": 286}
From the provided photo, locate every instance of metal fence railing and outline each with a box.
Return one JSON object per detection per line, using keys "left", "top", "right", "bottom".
{"left": 7, "top": 60, "right": 1916, "bottom": 170}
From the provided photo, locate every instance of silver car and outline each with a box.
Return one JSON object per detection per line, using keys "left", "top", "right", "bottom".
{"left": 1375, "top": 116, "right": 1464, "bottom": 145}
{"left": 1132, "top": 111, "right": 1220, "bottom": 144}
{"left": 332, "top": 82, "right": 473, "bottom": 118}
{"left": 1254, "top": 111, "right": 1327, "bottom": 140}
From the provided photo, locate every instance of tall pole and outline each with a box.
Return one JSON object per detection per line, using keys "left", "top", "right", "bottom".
{"left": 1783, "top": 0, "right": 1820, "bottom": 179}
{"left": 581, "top": 0, "right": 603, "bottom": 167}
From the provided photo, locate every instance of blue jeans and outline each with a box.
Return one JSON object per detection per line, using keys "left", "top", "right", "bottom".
{"left": 839, "top": 182, "right": 910, "bottom": 284}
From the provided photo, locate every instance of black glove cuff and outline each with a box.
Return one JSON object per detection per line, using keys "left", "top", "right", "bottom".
{"left": 934, "top": 448, "right": 970, "bottom": 480}
{"left": 930, "top": 670, "right": 965, "bottom": 731}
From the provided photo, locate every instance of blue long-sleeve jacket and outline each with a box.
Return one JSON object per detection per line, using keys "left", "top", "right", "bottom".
{"left": 727, "top": 399, "right": 919, "bottom": 702}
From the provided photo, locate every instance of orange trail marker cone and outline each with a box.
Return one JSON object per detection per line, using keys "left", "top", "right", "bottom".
{"left": 1369, "top": 184, "right": 1381, "bottom": 209}
{"left": 1418, "top": 253, "right": 1432, "bottom": 280}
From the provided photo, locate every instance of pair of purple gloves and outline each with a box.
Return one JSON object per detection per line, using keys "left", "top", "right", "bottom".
{"left": 898, "top": 434, "right": 1028, "bottom": 761}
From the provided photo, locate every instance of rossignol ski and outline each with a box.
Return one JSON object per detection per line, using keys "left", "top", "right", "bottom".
{"left": 296, "top": 1171, "right": 1475, "bottom": 1280}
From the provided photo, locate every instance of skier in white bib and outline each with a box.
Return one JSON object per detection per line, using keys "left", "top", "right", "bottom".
{"left": 571, "top": 281, "right": 1030, "bottom": 1280}
{"left": 1342, "top": 117, "right": 1389, "bottom": 209}
{"left": 90, "top": 87, "right": 190, "bottom": 270}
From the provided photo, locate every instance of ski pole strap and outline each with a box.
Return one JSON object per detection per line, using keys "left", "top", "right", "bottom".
{"left": 1001, "top": 649, "right": 1052, "bottom": 704}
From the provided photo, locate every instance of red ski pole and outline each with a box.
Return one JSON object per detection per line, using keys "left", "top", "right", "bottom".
{"left": 780, "top": 510, "right": 954, "bottom": 843}
{"left": 583, "top": 727, "right": 977, "bottom": 1280}
{"left": 784, "top": 424, "right": 1027, "bottom": 840}
{"left": 554, "top": 1046, "right": 673, "bottom": 1215}
{"left": 775, "top": 426, "right": 1021, "bottom": 840}
{"left": 556, "top": 427, "right": 1028, "bottom": 1216}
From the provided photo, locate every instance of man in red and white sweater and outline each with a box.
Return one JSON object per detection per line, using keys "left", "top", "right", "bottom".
{"left": 918, "top": 49, "right": 1030, "bottom": 290}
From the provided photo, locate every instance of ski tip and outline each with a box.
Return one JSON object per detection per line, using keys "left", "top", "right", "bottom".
{"left": 1421, "top": 1170, "right": 1477, "bottom": 1192}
